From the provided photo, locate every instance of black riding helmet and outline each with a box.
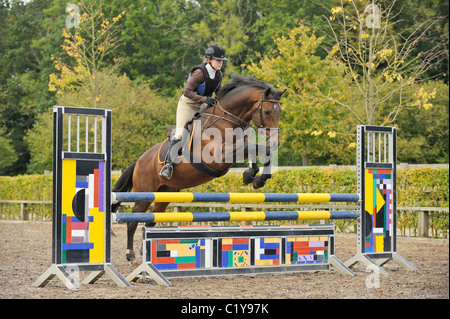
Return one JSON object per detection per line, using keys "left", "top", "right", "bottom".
{"left": 205, "top": 44, "right": 227, "bottom": 61}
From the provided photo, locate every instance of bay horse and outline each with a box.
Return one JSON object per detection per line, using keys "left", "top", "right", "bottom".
{"left": 112, "top": 74, "right": 286, "bottom": 261}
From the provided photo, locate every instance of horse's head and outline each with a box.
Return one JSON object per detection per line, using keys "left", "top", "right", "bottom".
{"left": 216, "top": 75, "right": 286, "bottom": 150}
{"left": 251, "top": 87, "right": 286, "bottom": 150}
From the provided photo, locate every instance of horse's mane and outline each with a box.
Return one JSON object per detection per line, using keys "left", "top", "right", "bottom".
{"left": 217, "top": 74, "right": 279, "bottom": 100}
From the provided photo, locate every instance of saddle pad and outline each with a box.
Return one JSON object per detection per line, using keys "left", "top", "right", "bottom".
{"left": 157, "top": 139, "right": 170, "bottom": 164}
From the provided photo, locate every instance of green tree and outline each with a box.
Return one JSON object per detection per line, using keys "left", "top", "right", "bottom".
{"left": 248, "top": 24, "right": 354, "bottom": 166}
{"left": 105, "top": 0, "right": 204, "bottom": 93}
{"left": 318, "top": 0, "right": 446, "bottom": 125}
{"left": 48, "top": 0, "right": 125, "bottom": 108}
{"left": 394, "top": 0, "right": 449, "bottom": 82}
{"left": 394, "top": 80, "right": 449, "bottom": 164}
{"left": 0, "top": 126, "right": 18, "bottom": 172}
{"left": 26, "top": 72, "right": 177, "bottom": 172}
{"left": 0, "top": 0, "right": 57, "bottom": 174}
{"left": 248, "top": 0, "right": 333, "bottom": 61}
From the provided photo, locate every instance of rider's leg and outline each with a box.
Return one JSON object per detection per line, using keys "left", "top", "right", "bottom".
{"left": 159, "top": 136, "right": 181, "bottom": 179}
{"left": 160, "top": 96, "right": 203, "bottom": 179}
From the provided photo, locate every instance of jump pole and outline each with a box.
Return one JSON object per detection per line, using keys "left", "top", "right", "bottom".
{"left": 112, "top": 192, "right": 360, "bottom": 204}
{"left": 113, "top": 210, "right": 360, "bottom": 223}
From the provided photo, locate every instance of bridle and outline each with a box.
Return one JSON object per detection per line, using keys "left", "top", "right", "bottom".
{"left": 251, "top": 94, "right": 282, "bottom": 129}
{"left": 202, "top": 92, "right": 281, "bottom": 141}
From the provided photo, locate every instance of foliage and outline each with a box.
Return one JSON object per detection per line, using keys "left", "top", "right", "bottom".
{"left": 109, "top": 76, "right": 177, "bottom": 170}
{"left": 0, "top": 0, "right": 58, "bottom": 174}
{"left": 247, "top": 24, "right": 356, "bottom": 165}
{"left": 26, "top": 72, "right": 178, "bottom": 172}
{"left": 48, "top": 0, "right": 125, "bottom": 108}
{"left": 0, "top": 126, "right": 18, "bottom": 171}
{"left": 0, "top": 0, "right": 448, "bottom": 174}
{"left": 395, "top": 80, "right": 449, "bottom": 164}
{"left": 318, "top": 0, "right": 447, "bottom": 125}
{"left": 397, "top": 166, "right": 449, "bottom": 237}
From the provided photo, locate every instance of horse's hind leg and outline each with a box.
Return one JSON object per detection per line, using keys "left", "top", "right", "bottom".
{"left": 126, "top": 201, "right": 151, "bottom": 262}
{"left": 126, "top": 201, "right": 171, "bottom": 262}
{"left": 126, "top": 222, "right": 139, "bottom": 262}
{"left": 137, "top": 202, "right": 171, "bottom": 256}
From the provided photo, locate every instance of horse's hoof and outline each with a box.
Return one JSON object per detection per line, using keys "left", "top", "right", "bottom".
{"left": 242, "top": 171, "right": 255, "bottom": 185}
{"left": 252, "top": 175, "right": 266, "bottom": 189}
{"left": 126, "top": 250, "right": 135, "bottom": 262}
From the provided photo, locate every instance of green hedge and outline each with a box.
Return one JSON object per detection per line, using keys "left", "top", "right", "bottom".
{"left": 1, "top": 167, "right": 448, "bottom": 237}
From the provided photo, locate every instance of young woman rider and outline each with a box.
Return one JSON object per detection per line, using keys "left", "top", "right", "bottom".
{"left": 160, "top": 44, "right": 227, "bottom": 179}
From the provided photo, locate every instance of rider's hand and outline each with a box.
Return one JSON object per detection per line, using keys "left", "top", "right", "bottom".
{"left": 205, "top": 97, "right": 216, "bottom": 107}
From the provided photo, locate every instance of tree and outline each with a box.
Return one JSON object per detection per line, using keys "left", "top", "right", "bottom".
{"left": 103, "top": 0, "right": 205, "bottom": 93}
{"left": 26, "top": 72, "right": 177, "bottom": 172}
{"left": 317, "top": 0, "right": 447, "bottom": 126}
{"left": 247, "top": 0, "right": 333, "bottom": 61}
{"left": 394, "top": 80, "right": 449, "bottom": 163}
{"left": 0, "top": 126, "right": 18, "bottom": 173}
{"left": 190, "top": 0, "right": 260, "bottom": 75}
{"left": 248, "top": 24, "right": 355, "bottom": 166}
{"left": 27, "top": 1, "right": 177, "bottom": 172}
{"left": 48, "top": 0, "right": 125, "bottom": 108}
{"left": 0, "top": 0, "right": 56, "bottom": 175}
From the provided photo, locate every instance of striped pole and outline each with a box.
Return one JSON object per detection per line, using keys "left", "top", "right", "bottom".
{"left": 112, "top": 192, "right": 360, "bottom": 204}
{"left": 113, "top": 210, "right": 360, "bottom": 223}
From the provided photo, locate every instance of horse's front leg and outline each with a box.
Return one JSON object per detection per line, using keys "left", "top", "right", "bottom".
{"left": 252, "top": 145, "right": 273, "bottom": 189}
{"left": 243, "top": 161, "right": 259, "bottom": 185}
{"left": 242, "top": 140, "right": 260, "bottom": 185}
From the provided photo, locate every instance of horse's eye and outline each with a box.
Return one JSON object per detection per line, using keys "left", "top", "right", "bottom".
{"left": 264, "top": 110, "right": 271, "bottom": 115}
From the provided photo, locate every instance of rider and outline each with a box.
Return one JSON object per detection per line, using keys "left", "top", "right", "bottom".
{"left": 160, "top": 44, "right": 227, "bottom": 179}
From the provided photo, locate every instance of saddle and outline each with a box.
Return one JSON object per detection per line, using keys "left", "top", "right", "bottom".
{"left": 157, "top": 118, "right": 230, "bottom": 178}
{"left": 157, "top": 121, "right": 193, "bottom": 164}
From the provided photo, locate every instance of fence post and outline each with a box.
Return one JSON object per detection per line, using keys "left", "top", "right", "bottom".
{"left": 21, "top": 203, "right": 29, "bottom": 220}
{"left": 418, "top": 210, "right": 429, "bottom": 237}
{"left": 243, "top": 206, "right": 251, "bottom": 226}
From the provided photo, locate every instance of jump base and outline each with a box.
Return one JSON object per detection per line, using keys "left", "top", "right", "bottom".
{"left": 127, "top": 225, "right": 354, "bottom": 286}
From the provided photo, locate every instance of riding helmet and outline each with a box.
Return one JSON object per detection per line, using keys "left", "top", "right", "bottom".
{"left": 205, "top": 44, "right": 227, "bottom": 61}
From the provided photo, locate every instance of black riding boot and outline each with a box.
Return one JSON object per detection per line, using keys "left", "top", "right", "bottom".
{"left": 159, "top": 137, "right": 181, "bottom": 179}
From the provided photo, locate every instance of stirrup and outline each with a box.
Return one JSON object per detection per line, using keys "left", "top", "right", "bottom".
{"left": 159, "top": 163, "right": 174, "bottom": 179}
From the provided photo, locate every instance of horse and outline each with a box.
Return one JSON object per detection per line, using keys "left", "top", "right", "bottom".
{"left": 112, "top": 74, "right": 286, "bottom": 261}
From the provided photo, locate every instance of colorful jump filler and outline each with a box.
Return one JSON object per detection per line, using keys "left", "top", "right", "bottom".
{"left": 125, "top": 225, "right": 351, "bottom": 286}
{"left": 34, "top": 106, "right": 416, "bottom": 290}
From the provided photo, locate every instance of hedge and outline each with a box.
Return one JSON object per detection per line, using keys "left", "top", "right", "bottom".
{"left": 0, "top": 167, "right": 448, "bottom": 237}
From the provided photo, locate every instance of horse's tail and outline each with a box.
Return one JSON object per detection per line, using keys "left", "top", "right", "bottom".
{"left": 111, "top": 162, "right": 136, "bottom": 213}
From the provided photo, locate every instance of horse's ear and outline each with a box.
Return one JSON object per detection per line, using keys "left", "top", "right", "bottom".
{"left": 264, "top": 87, "right": 272, "bottom": 97}
{"left": 280, "top": 88, "right": 287, "bottom": 96}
